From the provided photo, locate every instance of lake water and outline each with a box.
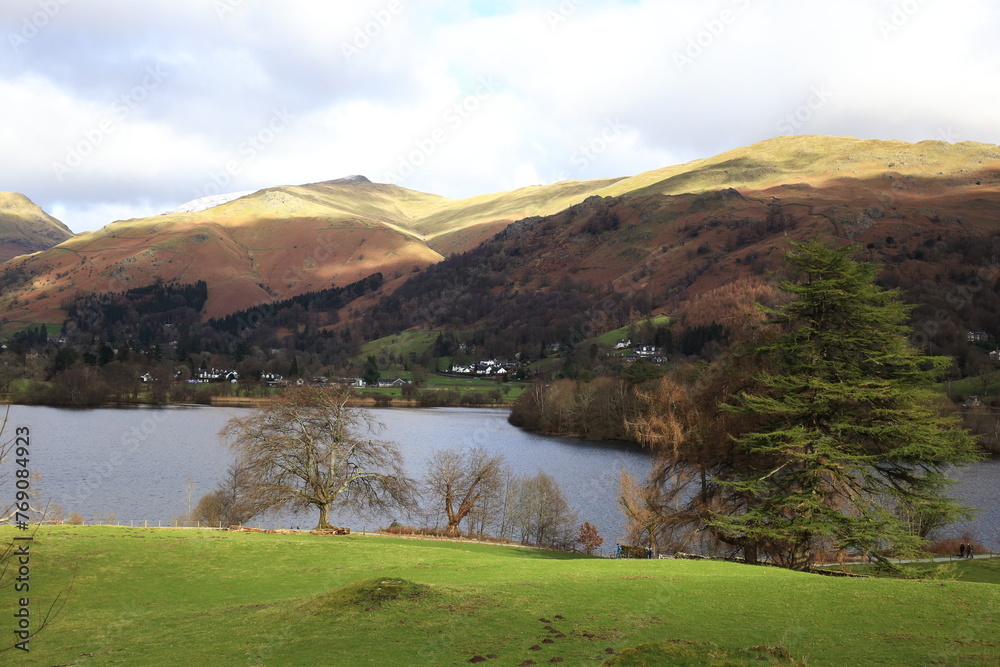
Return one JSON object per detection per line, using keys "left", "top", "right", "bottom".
{"left": 6, "top": 405, "right": 650, "bottom": 545}
{"left": 7, "top": 404, "right": 999, "bottom": 549}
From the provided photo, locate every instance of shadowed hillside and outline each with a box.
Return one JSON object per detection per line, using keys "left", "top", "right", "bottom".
{"left": 3, "top": 135, "right": 1000, "bottom": 346}
{"left": 0, "top": 176, "right": 626, "bottom": 327}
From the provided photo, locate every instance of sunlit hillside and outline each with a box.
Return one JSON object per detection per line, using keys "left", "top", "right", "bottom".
{"left": 2, "top": 135, "right": 999, "bottom": 331}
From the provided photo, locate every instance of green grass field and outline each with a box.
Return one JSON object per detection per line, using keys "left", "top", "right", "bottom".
{"left": 354, "top": 375, "right": 526, "bottom": 404}
{"left": 940, "top": 372, "right": 1000, "bottom": 401}
{"left": 356, "top": 331, "right": 443, "bottom": 364}
{"left": 592, "top": 315, "right": 670, "bottom": 349}
{"left": 3, "top": 526, "right": 1000, "bottom": 666}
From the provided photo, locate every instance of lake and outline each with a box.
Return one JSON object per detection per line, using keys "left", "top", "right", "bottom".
{"left": 7, "top": 404, "right": 999, "bottom": 550}
{"left": 6, "top": 405, "right": 650, "bottom": 546}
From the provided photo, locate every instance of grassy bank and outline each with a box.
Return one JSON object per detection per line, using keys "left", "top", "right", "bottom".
{"left": 2, "top": 526, "right": 999, "bottom": 665}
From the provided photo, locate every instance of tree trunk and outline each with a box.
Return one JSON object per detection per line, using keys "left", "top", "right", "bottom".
{"left": 744, "top": 540, "right": 758, "bottom": 566}
{"left": 315, "top": 503, "right": 333, "bottom": 530}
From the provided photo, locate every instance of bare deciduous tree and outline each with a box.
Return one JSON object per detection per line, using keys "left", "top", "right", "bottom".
{"left": 424, "top": 445, "right": 507, "bottom": 536}
{"left": 220, "top": 386, "right": 415, "bottom": 530}
{"left": 193, "top": 459, "right": 258, "bottom": 527}
{"left": 510, "top": 472, "right": 577, "bottom": 549}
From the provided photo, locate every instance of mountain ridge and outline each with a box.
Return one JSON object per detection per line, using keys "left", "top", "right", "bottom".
{"left": 0, "top": 192, "right": 75, "bottom": 262}
{"left": 3, "top": 134, "right": 1000, "bottom": 332}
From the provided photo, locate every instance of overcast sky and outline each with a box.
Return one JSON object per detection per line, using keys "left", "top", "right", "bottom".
{"left": 3, "top": 0, "right": 999, "bottom": 233}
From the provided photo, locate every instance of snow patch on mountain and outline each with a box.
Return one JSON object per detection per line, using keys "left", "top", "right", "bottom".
{"left": 329, "top": 175, "right": 371, "bottom": 184}
{"left": 163, "top": 191, "right": 256, "bottom": 215}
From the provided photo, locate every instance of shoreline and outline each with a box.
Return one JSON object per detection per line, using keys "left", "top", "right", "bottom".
{"left": 0, "top": 396, "right": 515, "bottom": 410}
{"left": 209, "top": 396, "right": 515, "bottom": 409}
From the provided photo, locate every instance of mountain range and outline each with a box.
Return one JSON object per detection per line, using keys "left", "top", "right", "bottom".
{"left": 3, "top": 135, "right": 1000, "bottom": 358}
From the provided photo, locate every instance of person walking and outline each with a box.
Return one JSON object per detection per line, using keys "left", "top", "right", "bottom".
{"left": 960, "top": 543, "right": 966, "bottom": 559}
{"left": 967, "top": 543, "right": 974, "bottom": 559}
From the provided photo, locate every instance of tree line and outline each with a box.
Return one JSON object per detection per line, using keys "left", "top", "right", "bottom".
{"left": 192, "top": 386, "right": 588, "bottom": 551}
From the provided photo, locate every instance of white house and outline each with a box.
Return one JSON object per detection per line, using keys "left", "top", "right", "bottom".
{"left": 195, "top": 368, "right": 239, "bottom": 383}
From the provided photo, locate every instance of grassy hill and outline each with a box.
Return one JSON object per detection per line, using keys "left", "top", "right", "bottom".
{"left": 4, "top": 134, "right": 1000, "bottom": 335}
{"left": 3, "top": 525, "right": 999, "bottom": 665}
{"left": 0, "top": 176, "right": 624, "bottom": 327}
{"left": 0, "top": 192, "right": 74, "bottom": 262}
{"left": 596, "top": 134, "right": 1000, "bottom": 199}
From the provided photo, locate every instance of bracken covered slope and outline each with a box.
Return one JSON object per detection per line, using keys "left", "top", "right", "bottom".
{"left": 2, "top": 135, "right": 999, "bottom": 334}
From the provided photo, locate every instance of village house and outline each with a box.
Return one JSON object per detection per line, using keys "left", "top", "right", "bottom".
{"left": 261, "top": 372, "right": 285, "bottom": 387}
{"left": 624, "top": 353, "right": 667, "bottom": 365}
{"left": 377, "top": 378, "right": 411, "bottom": 388}
{"left": 450, "top": 359, "right": 519, "bottom": 376}
{"left": 195, "top": 368, "right": 239, "bottom": 383}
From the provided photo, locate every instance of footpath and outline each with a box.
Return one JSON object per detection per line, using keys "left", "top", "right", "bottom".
{"left": 815, "top": 553, "right": 995, "bottom": 567}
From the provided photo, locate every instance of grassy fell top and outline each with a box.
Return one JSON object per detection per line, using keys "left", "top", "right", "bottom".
{"left": 3, "top": 525, "right": 998, "bottom": 666}
{"left": 0, "top": 192, "right": 75, "bottom": 262}
{"left": 598, "top": 134, "right": 1000, "bottom": 197}
{"left": 5, "top": 134, "right": 1000, "bottom": 329}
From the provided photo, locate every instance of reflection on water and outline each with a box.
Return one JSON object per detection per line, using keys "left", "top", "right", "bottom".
{"left": 14, "top": 405, "right": 649, "bottom": 543}
{"left": 13, "top": 404, "right": 998, "bottom": 548}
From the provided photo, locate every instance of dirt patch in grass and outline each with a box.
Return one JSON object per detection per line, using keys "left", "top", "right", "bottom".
{"left": 300, "top": 578, "right": 435, "bottom": 614}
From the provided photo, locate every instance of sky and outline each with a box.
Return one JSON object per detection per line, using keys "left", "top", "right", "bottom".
{"left": 2, "top": 0, "right": 999, "bottom": 233}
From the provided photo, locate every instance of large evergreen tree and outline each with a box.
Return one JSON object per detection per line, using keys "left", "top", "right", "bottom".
{"left": 712, "top": 241, "right": 981, "bottom": 569}
{"left": 363, "top": 355, "right": 380, "bottom": 387}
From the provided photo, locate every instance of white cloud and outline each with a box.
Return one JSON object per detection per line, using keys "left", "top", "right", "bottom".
{"left": 49, "top": 200, "right": 164, "bottom": 234}
{"left": 2, "top": 0, "right": 999, "bottom": 232}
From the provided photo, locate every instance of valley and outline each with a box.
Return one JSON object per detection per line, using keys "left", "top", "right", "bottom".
{"left": 0, "top": 135, "right": 998, "bottom": 420}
